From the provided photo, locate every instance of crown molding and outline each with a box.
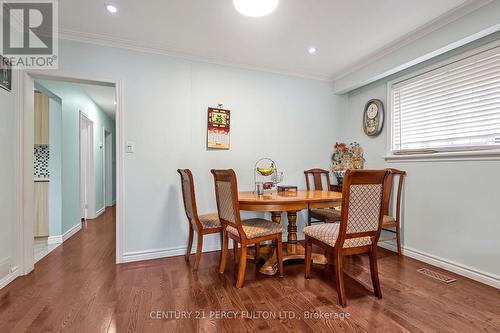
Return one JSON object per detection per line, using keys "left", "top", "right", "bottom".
{"left": 332, "top": 0, "right": 493, "bottom": 81}
{"left": 58, "top": 29, "right": 332, "bottom": 82}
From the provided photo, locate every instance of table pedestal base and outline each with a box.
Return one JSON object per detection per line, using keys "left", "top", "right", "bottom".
{"left": 258, "top": 243, "right": 327, "bottom": 275}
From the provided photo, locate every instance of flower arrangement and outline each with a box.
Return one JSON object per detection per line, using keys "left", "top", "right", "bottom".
{"left": 331, "top": 142, "right": 365, "bottom": 186}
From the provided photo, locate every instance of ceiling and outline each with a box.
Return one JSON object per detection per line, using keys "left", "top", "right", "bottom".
{"left": 37, "top": 80, "right": 116, "bottom": 119}
{"left": 59, "top": 0, "right": 478, "bottom": 80}
{"left": 77, "top": 83, "right": 116, "bottom": 119}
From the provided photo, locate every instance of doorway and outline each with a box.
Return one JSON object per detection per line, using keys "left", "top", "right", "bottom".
{"left": 17, "top": 72, "right": 123, "bottom": 277}
{"left": 80, "top": 113, "right": 95, "bottom": 221}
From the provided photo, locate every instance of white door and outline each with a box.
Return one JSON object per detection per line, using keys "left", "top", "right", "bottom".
{"left": 80, "top": 113, "right": 94, "bottom": 220}
{"left": 104, "top": 130, "right": 113, "bottom": 207}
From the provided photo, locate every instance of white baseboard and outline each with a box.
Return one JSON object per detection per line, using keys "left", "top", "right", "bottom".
{"left": 378, "top": 242, "right": 500, "bottom": 289}
{"left": 95, "top": 206, "right": 105, "bottom": 218}
{"left": 47, "top": 235, "right": 63, "bottom": 245}
{"left": 63, "top": 222, "right": 82, "bottom": 242}
{"left": 122, "top": 243, "right": 223, "bottom": 263}
{"left": 122, "top": 233, "right": 302, "bottom": 264}
{"left": 122, "top": 235, "right": 301, "bottom": 264}
{"left": 0, "top": 266, "right": 19, "bottom": 289}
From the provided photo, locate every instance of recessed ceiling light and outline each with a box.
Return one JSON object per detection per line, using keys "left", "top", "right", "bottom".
{"left": 113, "top": 101, "right": 117, "bottom": 105}
{"left": 105, "top": 4, "right": 118, "bottom": 14}
{"left": 233, "top": 0, "right": 279, "bottom": 17}
{"left": 308, "top": 47, "right": 317, "bottom": 54}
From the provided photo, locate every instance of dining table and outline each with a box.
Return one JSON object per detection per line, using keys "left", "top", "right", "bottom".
{"left": 238, "top": 190, "right": 343, "bottom": 275}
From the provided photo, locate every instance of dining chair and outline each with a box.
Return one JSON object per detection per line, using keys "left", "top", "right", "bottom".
{"left": 177, "top": 169, "right": 222, "bottom": 271}
{"left": 304, "top": 168, "right": 341, "bottom": 225}
{"left": 211, "top": 169, "right": 284, "bottom": 288}
{"left": 379, "top": 168, "right": 406, "bottom": 255}
{"left": 303, "top": 169, "right": 391, "bottom": 307}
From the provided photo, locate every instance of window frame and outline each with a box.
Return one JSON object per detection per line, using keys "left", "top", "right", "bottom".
{"left": 386, "top": 39, "right": 500, "bottom": 162}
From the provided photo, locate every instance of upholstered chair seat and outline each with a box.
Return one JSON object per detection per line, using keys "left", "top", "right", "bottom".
{"left": 303, "top": 223, "right": 371, "bottom": 248}
{"left": 226, "top": 218, "right": 284, "bottom": 239}
{"left": 199, "top": 213, "right": 221, "bottom": 229}
{"left": 309, "top": 208, "right": 341, "bottom": 223}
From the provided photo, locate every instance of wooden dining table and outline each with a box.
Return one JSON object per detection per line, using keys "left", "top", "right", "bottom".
{"left": 238, "top": 190, "right": 343, "bottom": 275}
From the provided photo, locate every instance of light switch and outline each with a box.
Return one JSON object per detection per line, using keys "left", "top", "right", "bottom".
{"left": 126, "top": 141, "right": 135, "bottom": 153}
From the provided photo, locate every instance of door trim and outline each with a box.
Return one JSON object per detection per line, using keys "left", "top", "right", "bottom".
{"left": 15, "top": 70, "right": 125, "bottom": 277}
{"left": 103, "top": 128, "right": 113, "bottom": 208}
{"left": 79, "top": 112, "right": 95, "bottom": 220}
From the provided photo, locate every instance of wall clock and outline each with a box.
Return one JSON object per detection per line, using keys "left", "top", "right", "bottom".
{"left": 363, "top": 99, "right": 384, "bottom": 136}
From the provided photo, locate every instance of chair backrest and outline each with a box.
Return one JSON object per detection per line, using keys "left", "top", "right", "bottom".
{"left": 211, "top": 169, "right": 246, "bottom": 239}
{"left": 177, "top": 169, "right": 201, "bottom": 230}
{"left": 304, "top": 168, "right": 331, "bottom": 191}
{"left": 383, "top": 168, "right": 406, "bottom": 222}
{"left": 337, "top": 169, "right": 391, "bottom": 247}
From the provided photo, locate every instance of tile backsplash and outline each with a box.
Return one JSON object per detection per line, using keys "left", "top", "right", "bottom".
{"left": 34, "top": 145, "right": 50, "bottom": 178}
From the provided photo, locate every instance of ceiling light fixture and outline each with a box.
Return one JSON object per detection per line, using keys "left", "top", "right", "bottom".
{"left": 105, "top": 4, "right": 118, "bottom": 14}
{"left": 233, "top": 0, "right": 279, "bottom": 17}
{"left": 308, "top": 47, "right": 317, "bottom": 54}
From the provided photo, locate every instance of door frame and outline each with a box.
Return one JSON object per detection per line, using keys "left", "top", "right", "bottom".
{"left": 103, "top": 128, "right": 113, "bottom": 208}
{"left": 15, "top": 70, "right": 125, "bottom": 277}
{"left": 79, "top": 112, "right": 95, "bottom": 220}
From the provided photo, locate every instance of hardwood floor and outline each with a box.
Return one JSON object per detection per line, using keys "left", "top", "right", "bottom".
{"left": 1, "top": 207, "right": 499, "bottom": 332}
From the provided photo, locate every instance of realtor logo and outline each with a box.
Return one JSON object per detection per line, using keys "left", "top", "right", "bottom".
{"left": 1, "top": 0, "right": 58, "bottom": 68}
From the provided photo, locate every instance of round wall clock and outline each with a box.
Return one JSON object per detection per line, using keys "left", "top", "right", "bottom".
{"left": 363, "top": 99, "right": 384, "bottom": 136}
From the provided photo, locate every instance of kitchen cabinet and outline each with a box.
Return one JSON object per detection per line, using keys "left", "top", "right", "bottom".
{"left": 34, "top": 91, "right": 49, "bottom": 145}
{"left": 34, "top": 181, "right": 49, "bottom": 237}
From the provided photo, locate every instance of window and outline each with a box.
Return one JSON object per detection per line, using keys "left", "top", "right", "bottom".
{"left": 389, "top": 44, "right": 500, "bottom": 155}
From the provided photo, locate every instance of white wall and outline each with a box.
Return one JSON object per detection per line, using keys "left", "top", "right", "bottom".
{"left": 341, "top": 34, "right": 500, "bottom": 282}
{"left": 0, "top": 76, "right": 17, "bottom": 282}
{"left": 43, "top": 40, "right": 346, "bottom": 261}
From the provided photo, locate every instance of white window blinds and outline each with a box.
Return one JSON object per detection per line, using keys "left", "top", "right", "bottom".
{"left": 390, "top": 45, "right": 500, "bottom": 154}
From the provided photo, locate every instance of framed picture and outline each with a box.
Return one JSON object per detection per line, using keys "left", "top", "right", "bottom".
{"left": 0, "top": 55, "right": 12, "bottom": 92}
{"left": 207, "top": 107, "right": 230, "bottom": 149}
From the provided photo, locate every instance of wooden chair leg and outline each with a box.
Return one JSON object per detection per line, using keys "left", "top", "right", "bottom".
{"left": 369, "top": 248, "right": 383, "bottom": 298}
{"left": 304, "top": 236, "right": 312, "bottom": 279}
{"left": 219, "top": 231, "right": 228, "bottom": 274}
{"left": 396, "top": 224, "right": 402, "bottom": 256}
{"left": 194, "top": 233, "right": 203, "bottom": 271}
{"left": 254, "top": 243, "right": 260, "bottom": 265}
{"left": 276, "top": 237, "right": 283, "bottom": 277}
{"left": 334, "top": 250, "right": 347, "bottom": 307}
{"left": 185, "top": 225, "right": 194, "bottom": 262}
{"left": 236, "top": 243, "right": 247, "bottom": 288}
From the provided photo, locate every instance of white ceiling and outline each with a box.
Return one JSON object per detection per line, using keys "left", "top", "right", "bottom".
{"left": 59, "top": 0, "right": 477, "bottom": 80}
{"left": 37, "top": 79, "right": 116, "bottom": 119}
{"left": 78, "top": 83, "right": 116, "bottom": 119}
